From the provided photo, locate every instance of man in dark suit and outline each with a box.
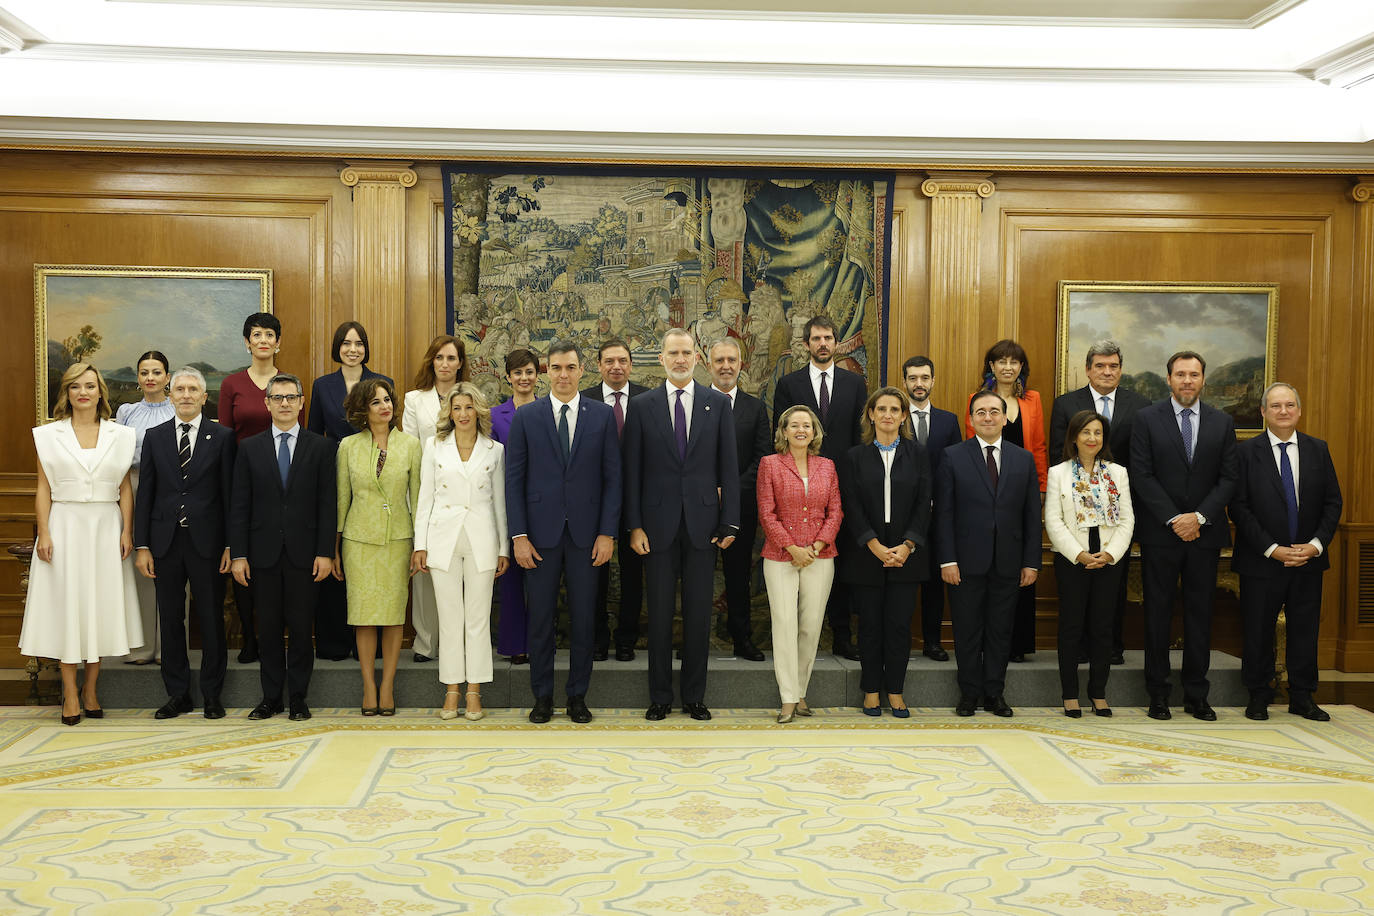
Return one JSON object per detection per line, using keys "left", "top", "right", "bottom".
{"left": 710, "top": 336, "right": 772, "bottom": 661}
{"left": 773, "top": 314, "right": 868, "bottom": 659}
{"left": 1230, "top": 382, "right": 1342, "bottom": 722}
{"left": 1130, "top": 350, "right": 1238, "bottom": 721}
{"left": 134, "top": 367, "right": 236, "bottom": 720}
{"left": 1048, "top": 340, "right": 1152, "bottom": 666}
{"left": 582, "top": 338, "right": 648, "bottom": 662}
{"left": 507, "top": 340, "right": 622, "bottom": 725}
{"left": 937, "top": 390, "right": 1041, "bottom": 717}
{"left": 229, "top": 373, "right": 336, "bottom": 722}
{"left": 902, "top": 355, "right": 961, "bottom": 662}
{"left": 626, "top": 329, "right": 740, "bottom": 721}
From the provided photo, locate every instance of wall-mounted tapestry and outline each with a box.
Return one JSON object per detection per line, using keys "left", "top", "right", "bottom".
{"left": 443, "top": 166, "right": 894, "bottom": 414}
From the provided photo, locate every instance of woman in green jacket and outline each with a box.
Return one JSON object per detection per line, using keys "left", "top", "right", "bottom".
{"left": 335, "top": 377, "right": 422, "bottom": 715}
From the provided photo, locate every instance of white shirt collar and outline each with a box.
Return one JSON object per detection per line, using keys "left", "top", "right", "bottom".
{"left": 1266, "top": 429, "right": 1298, "bottom": 447}
{"left": 1088, "top": 385, "right": 1116, "bottom": 402}
{"left": 551, "top": 392, "right": 580, "bottom": 414}
{"left": 274, "top": 423, "right": 300, "bottom": 440}
{"left": 976, "top": 436, "right": 1003, "bottom": 451}
{"left": 808, "top": 362, "right": 833, "bottom": 384}
{"left": 602, "top": 382, "right": 628, "bottom": 401}
{"left": 712, "top": 384, "right": 737, "bottom": 403}
{"left": 175, "top": 413, "right": 203, "bottom": 432}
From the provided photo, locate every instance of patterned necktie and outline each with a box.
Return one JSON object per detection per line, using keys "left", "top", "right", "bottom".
{"left": 674, "top": 389, "right": 688, "bottom": 459}
{"left": 558, "top": 403, "right": 571, "bottom": 462}
{"left": 277, "top": 431, "right": 291, "bottom": 487}
{"left": 1279, "top": 441, "right": 1299, "bottom": 543}
{"left": 985, "top": 444, "right": 999, "bottom": 489}
{"left": 178, "top": 422, "right": 191, "bottom": 526}
{"left": 818, "top": 371, "right": 830, "bottom": 423}
{"left": 1180, "top": 408, "right": 1194, "bottom": 464}
{"left": 612, "top": 390, "right": 625, "bottom": 439}
{"left": 1100, "top": 395, "right": 1112, "bottom": 421}
{"left": 916, "top": 410, "right": 928, "bottom": 445}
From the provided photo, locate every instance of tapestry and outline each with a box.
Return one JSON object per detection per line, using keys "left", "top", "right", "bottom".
{"left": 444, "top": 166, "right": 894, "bottom": 412}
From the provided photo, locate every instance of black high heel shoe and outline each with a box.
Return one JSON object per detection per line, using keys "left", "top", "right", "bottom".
{"left": 1063, "top": 704, "right": 1083, "bottom": 718}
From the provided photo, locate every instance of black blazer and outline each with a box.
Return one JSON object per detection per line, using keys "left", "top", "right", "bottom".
{"left": 135, "top": 416, "right": 236, "bottom": 560}
{"left": 908, "top": 405, "right": 962, "bottom": 475}
{"left": 580, "top": 381, "right": 649, "bottom": 421}
{"left": 1048, "top": 385, "right": 1151, "bottom": 468}
{"left": 307, "top": 367, "right": 392, "bottom": 441}
{"left": 230, "top": 427, "right": 338, "bottom": 568}
{"left": 838, "top": 439, "right": 933, "bottom": 584}
{"left": 623, "top": 383, "right": 739, "bottom": 548}
{"left": 935, "top": 438, "right": 1041, "bottom": 577}
{"left": 1230, "top": 431, "right": 1342, "bottom": 577}
{"left": 727, "top": 389, "right": 772, "bottom": 501}
{"left": 773, "top": 364, "right": 868, "bottom": 462}
{"left": 1129, "top": 400, "right": 1238, "bottom": 549}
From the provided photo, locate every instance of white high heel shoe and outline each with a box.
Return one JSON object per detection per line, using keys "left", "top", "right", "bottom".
{"left": 438, "top": 687, "right": 461, "bottom": 721}
{"left": 464, "top": 688, "right": 485, "bottom": 721}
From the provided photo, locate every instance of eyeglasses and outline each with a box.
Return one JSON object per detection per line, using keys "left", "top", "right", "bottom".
{"left": 267, "top": 394, "right": 301, "bottom": 405}
{"left": 972, "top": 408, "right": 1004, "bottom": 419}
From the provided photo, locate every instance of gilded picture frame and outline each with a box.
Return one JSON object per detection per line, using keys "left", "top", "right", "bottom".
{"left": 1056, "top": 280, "right": 1278, "bottom": 436}
{"left": 34, "top": 264, "right": 273, "bottom": 425}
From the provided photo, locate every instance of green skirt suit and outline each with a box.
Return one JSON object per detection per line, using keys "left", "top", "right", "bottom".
{"left": 337, "top": 429, "right": 423, "bottom": 626}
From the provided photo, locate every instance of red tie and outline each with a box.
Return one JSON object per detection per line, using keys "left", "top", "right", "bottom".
{"left": 612, "top": 390, "right": 625, "bottom": 439}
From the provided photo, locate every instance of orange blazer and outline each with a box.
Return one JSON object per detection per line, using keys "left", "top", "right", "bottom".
{"left": 965, "top": 388, "right": 1048, "bottom": 491}
{"left": 756, "top": 453, "right": 844, "bottom": 562}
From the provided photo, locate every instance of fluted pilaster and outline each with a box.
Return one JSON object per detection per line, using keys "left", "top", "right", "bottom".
{"left": 341, "top": 161, "right": 417, "bottom": 381}
{"left": 920, "top": 172, "right": 994, "bottom": 388}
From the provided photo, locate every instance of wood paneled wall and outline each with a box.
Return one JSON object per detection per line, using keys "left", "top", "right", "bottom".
{"left": 3, "top": 153, "right": 1371, "bottom": 668}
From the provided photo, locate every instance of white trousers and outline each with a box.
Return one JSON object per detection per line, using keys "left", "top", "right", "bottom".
{"left": 410, "top": 570, "right": 438, "bottom": 657}
{"left": 429, "top": 528, "right": 495, "bottom": 686}
{"left": 764, "top": 556, "right": 834, "bottom": 704}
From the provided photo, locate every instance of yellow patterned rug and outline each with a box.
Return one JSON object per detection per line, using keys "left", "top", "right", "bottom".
{"left": 2, "top": 705, "right": 1374, "bottom": 915}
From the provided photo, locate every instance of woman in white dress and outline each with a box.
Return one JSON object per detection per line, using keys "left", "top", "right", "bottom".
{"left": 22, "top": 363, "right": 142, "bottom": 724}
{"left": 400, "top": 334, "right": 469, "bottom": 664}
{"left": 115, "top": 349, "right": 174, "bottom": 664}
{"left": 411, "top": 383, "right": 508, "bottom": 721}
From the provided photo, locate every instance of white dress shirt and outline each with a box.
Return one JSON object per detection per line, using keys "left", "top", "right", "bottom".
{"left": 273, "top": 423, "right": 300, "bottom": 464}
{"left": 550, "top": 392, "right": 581, "bottom": 443}
{"left": 808, "top": 362, "right": 834, "bottom": 406}
{"left": 666, "top": 382, "right": 693, "bottom": 439}
{"left": 600, "top": 382, "right": 632, "bottom": 416}
{"left": 174, "top": 414, "right": 204, "bottom": 460}
{"left": 1263, "top": 429, "right": 1323, "bottom": 558}
{"left": 1089, "top": 385, "right": 1117, "bottom": 419}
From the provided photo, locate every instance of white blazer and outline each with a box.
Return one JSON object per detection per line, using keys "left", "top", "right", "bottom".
{"left": 35, "top": 419, "right": 135, "bottom": 503}
{"left": 402, "top": 387, "right": 443, "bottom": 453}
{"left": 1044, "top": 459, "right": 1135, "bottom": 565}
{"left": 412, "top": 433, "right": 508, "bottom": 573}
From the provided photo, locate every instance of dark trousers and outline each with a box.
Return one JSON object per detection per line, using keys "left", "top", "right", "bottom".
{"left": 1080, "top": 549, "right": 1132, "bottom": 658}
{"left": 525, "top": 527, "right": 596, "bottom": 700}
{"left": 918, "top": 553, "right": 946, "bottom": 646}
{"left": 646, "top": 519, "right": 716, "bottom": 706}
{"left": 157, "top": 527, "right": 227, "bottom": 701}
{"left": 594, "top": 534, "right": 643, "bottom": 652}
{"left": 1141, "top": 541, "right": 1219, "bottom": 702}
{"left": 721, "top": 507, "right": 759, "bottom": 645}
{"left": 1240, "top": 568, "right": 1323, "bottom": 697}
{"left": 854, "top": 580, "right": 918, "bottom": 695}
{"left": 950, "top": 570, "right": 1020, "bottom": 700}
{"left": 826, "top": 581, "right": 853, "bottom": 647}
{"left": 252, "top": 558, "right": 317, "bottom": 702}
{"left": 1055, "top": 555, "right": 1123, "bottom": 700}
{"left": 496, "top": 564, "right": 527, "bottom": 657}
{"left": 314, "top": 576, "right": 352, "bottom": 660}
{"left": 231, "top": 577, "right": 257, "bottom": 651}
{"left": 1011, "top": 581, "right": 1037, "bottom": 655}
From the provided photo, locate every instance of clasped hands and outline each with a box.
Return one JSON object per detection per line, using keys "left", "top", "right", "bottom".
{"left": 1075, "top": 550, "right": 1115, "bottom": 570}
{"left": 868, "top": 538, "right": 911, "bottom": 568}
{"left": 786, "top": 541, "right": 826, "bottom": 569}
{"left": 1272, "top": 543, "right": 1318, "bottom": 567}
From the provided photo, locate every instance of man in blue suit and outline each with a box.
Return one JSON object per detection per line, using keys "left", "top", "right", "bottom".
{"left": 937, "top": 390, "right": 1041, "bottom": 717}
{"left": 902, "top": 355, "right": 961, "bottom": 662}
{"left": 506, "top": 340, "right": 622, "bottom": 725}
{"left": 625, "top": 328, "right": 740, "bottom": 721}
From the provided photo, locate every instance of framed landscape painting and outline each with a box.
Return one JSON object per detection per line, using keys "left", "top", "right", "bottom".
{"left": 1056, "top": 280, "right": 1278, "bottom": 435}
{"left": 34, "top": 265, "right": 273, "bottom": 424}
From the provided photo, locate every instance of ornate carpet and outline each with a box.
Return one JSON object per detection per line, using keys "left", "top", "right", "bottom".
{"left": 2, "top": 706, "right": 1373, "bottom": 914}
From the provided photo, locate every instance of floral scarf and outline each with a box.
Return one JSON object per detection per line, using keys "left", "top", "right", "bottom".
{"left": 1070, "top": 457, "right": 1121, "bottom": 530}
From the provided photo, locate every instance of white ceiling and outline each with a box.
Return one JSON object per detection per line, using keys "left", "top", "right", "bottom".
{"left": 0, "top": 0, "right": 1371, "bottom": 168}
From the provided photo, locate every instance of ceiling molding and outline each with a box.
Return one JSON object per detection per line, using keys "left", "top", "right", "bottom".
{"left": 0, "top": 9, "right": 44, "bottom": 52}
{"left": 1245, "top": 0, "right": 1308, "bottom": 27}
{"left": 0, "top": 118, "right": 1369, "bottom": 171}
{"left": 1301, "top": 33, "right": 1374, "bottom": 89}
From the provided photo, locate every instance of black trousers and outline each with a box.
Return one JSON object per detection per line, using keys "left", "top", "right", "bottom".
{"left": 594, "top": 533, "right": 643, "bottom": 652}
{"left": 1240, "top": 567, "right": 1323, "bottom": 697}
{"left": 826, "top": 578, "right": 853, "bottom": 647}
{"left": 949, "top": 570, "right": 1020, "bottom": 700}
{"left": 1079, "top": 549, "right": 1132, "bottom": 657}
{"left": 1141, "top": 541, "right": 1219, "bottom": 702}
{"left": 720, "top": 506, "right": 760, "bottom": 645}
{"left": 917, "top": 553, "right": 947, "bottom": 647}
{"left": 854, "top": 580, "right": 918, "bottom": 695}
{"left": 231, "top": 577, "right": 257, "bottom": 652}
{"left": 252, "top": 558, "right": 318, "bottom": 702}
{"left": 1055, "top": 555, "right": 1123, "bottom": 700}
{"left": 1011, "top": 581, "right": 1036, "bottom": 655}
{"left": 314, "top": 575, "right": 353, "bottom": 660}
{"left": 157, "top": 527, "right": 227, "bottom": 701}
{"left": 525, "top": 527, "right": 597, "bottom": 700}
{"left": 645, "top": 519, "right": 716, "bottom": 706}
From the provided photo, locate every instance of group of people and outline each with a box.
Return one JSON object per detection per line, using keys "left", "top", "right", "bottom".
{"left": 21, "top": 310, "right": 1342, "bottom": 727}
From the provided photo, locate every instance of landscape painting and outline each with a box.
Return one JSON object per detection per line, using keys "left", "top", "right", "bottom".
{"left": 1056, "top": 281, "right": 1277, "bottom": 435}
{"left": 34, "top": 265, "right": 273, "bottom": 424}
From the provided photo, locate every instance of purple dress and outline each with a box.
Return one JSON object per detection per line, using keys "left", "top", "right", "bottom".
{"left": 490, "top": 398, "right": 526, "bottom": 656}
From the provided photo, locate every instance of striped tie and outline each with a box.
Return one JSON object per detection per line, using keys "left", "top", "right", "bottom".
{"left": 178, "top": 422, "right": 191, "bottom": 526}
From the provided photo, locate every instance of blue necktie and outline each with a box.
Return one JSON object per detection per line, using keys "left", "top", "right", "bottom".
{"left": 1100, "top": 395, "right": 1112, "bottom": 421}
{"left": 1180, "top": 408, "right": 1194, "bottom": 464}
{"left": 558, "top": 403, "right": 571, "bottom": 463}
{"left": 1279, "top": 441, "right": 1299, "bottom": 543}
{"left": 277, "top": 431, "right": 291, "bottom": 487}
{"left": 674, "top": 389, "right": 688, "bottom": 460}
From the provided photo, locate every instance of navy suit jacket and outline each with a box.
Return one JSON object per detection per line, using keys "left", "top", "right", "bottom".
{"left": 307, "top": 367, "right": 392, "bottom": 441}
{"left": 935, "top": 437, "right": 1041, "bottom": 577}
{"left": 135, "top": 416, "right": 236, "bottom": 560}
{"left": 505, "top": 394, "right": 622, "bottom": 550}
{"left": 623, "top": 382, "right": 740, "bottom": 548}
{"left": 229, "top": 427, "right": 337, "bottom": 568}
{"left": 1048, "top": 385, "right": 1151, "bottom": 468}
{"left": 773, "top": 364, "right": 868, "bottom": 462}
{"left": 1129, "top": 400, "right": 1238, "bottom": 549}
{"left": 908, "top": 405, "right": 962, "bottom": 475}
{"left": 1230, "top": 431, "right": 1342, "bottom": 577}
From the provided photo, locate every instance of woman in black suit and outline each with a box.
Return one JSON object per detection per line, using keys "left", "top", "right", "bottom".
{"left": 839, "top": 387, "right": 932, "bottom": 718}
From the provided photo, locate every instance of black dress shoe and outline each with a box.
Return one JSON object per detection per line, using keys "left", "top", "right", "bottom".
{"left": 203, "top": 697, "right": 226, "bottom": 720}
{"left": 248, "top": 700, "right": 282, "bottom": 720}
{"left": 645, "top": 702, "right": 671, "bottom": 721}
{"left": 1245, "top": 694, "right": 1271, "bottom": 721}
{"left": 922, "top": 644, "right": 949, "bottom": 662}
{"left": 593, "top": 647, "right": 609, "bottom": 662}
{"left": 955, "top": 696, "right": 978, "bottom": 717}
{"left": 1289, "top": 698, "right": 1331, "bottom": 722}
{"left": 683, "top": 703, "right": 712, "bottom": 721}
{"left": 288, "top": 697, "right": 311, "bottom": 721}
{"left": 1009, "top": 654, "right": 1026, "bottom": 664}
{"left": 155, "top": 695, "right": 194, "bottom": 720}
{"left": 1093, "top": 706, "right": 1113, "bottom": 718}
{"left": 566, "top": 695, "right": 593, "bottom": 723}
{"left": 1147, "top": 697, "right": 1172, "bottom": 720}
{"left": 1077, "top": 649, "right": 1089, "bottom": 664}
{"left": 733, "top": 642, "right": 766, "bottom": 662}
{"left": 1183, "top": 698, "right": 1217, "bottom": 721}
{"left": 833, "top": 643, "right": 861, "bottom": 661}
{"left": 529, "top": 696, "right": 554, "bottom": 724}
{"left": 510, "top": 654, "right": 529, "bottom": 665}
{"left": 1110, "top": 652, "right": 1126, "bottom": 666}
{"left": 413, "top": 653, "right": 434, "bottom": 663}
{"left": 615, "top": 646, "right": 635, "bottom": 662}
{"left": 61, "top": 711, "right": 81, "bottom": 726}
{"left": 984, "top": 696, "right": 1014, "bottom": 717}
{"left": 237, "top": 644, "right": 259, "bottom": 665}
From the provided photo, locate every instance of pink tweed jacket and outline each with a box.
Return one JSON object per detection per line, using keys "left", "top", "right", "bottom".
{"left": 756, "top": 452, "right": 844, "bottom": 562}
